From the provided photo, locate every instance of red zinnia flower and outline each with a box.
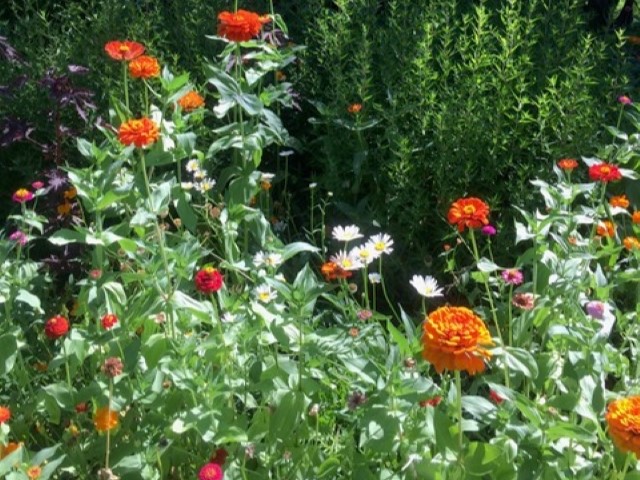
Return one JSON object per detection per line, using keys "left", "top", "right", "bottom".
{"left": 447, "top": 197, "right": 490, "bottom": 233}
{"left": 178, "top": 91, "right": 205, "bottom": 112}
{"left": 0, "top": 406, "right": 10, "bottom": 423}
{"left": 198, "top": 462, "right": 223, "bottom": 480}
{"left": 589, "top": 162, "right": 622, "bottom": 183}
{"left": 217, "top": 10, "right": 270, "bottom": 42}
{"left": 128, "top": 55, "right": 160, "bottom": 79}
{"left": 101, "top": 313, "right": 118, "bottom": 330}
{"left": 419, "top": 396, "right": 442, "bottom": 408}
{"left": 104, "top": 41, "right": 145, "bottom": 61}
{"left": 194, "top": 266, "right": 224, "bottom": 294}
{"left": 44, "top": 315, "right": 69, "bottom": 339}
{"left": 75, "top": 402, "right": 89, "bottom": 413}
{"left": 118, "top": 118, "right": 160, "bottom": 148}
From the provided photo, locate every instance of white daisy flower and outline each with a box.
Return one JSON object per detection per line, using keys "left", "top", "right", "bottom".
{"left": 195, "top": 179, "right": 216, "bottom": 193}
{"left": 260, "top": 172, "right": 275, "bottom": 182}
{"left": 410, "top": 275, "right": 444, "bottom": 298}
{"left": 350, "top": 244, "right": 379, "bottom": 265}
{"left": 332, "top": 225, "right": 363, "bottom": 242}
{"left": 368, "top": 233, "right": 394, "bottom": 255}
{"left": 309, "top": 182, "right": 318, "bottom": 189}
{"left": 193, "top": 169, "right": 207, "bottom": 180}
{"left": 368, "top": 273, "right": 381, "bottom": 284}
{"left": 255, "top": 284, "right": 277, "bottom": 303}
{"left": 186, "top": 159, "right": 200, "bottom": 173}
{"left": 330, "top": 250, "right": 363, "bottom": 271}
{"left": 253, "top": 251, "right": 283, "bottom": 268}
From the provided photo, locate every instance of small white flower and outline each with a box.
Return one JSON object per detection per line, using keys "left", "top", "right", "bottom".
{"left": 330, "top": 250, "right": 363, "bottom": 271}
{"left": 368, "top": 233, "right": 394, "bottom": 255}
{"left": 350, "top": 244, "right": 379, "bottom": 265}
{"left": 181, "top": 182, "right": 194, "bottom": 190}
{"left": 193, "top": 169, "right": 207, "bottom": 180}
{"left": 309, "top": 182, "right": 318, "bottom": 189}
{"left": 195, "top": 179, "right": 216, "bottom": 192}
{"left": 410, "top": 275, "right": 444, "bottom": 298}
{"left": 186, "top": 159, "right": 200, "bottom": 173}
{"left": 332, "top": 225, "right": 363, "bottom": 242}
{"left": 254, "top": 251, "right": 283, "bottom": 268}
{"left": 256, "top": 284, "right": 277, "bottom": 303}
{"left": 222, "top": 312, "right": 236, "bottom": 323}
{"left": 368, "top": 273, "right": 381, "bottom": 284}
{"left": 260, "top": 172, "right": 276, "bottom": 182}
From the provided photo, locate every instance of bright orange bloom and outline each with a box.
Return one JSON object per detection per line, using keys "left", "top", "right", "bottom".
{"left": 348, "top": 103, "right": 363, "bottom": 114}
{"left": 606, "top": 396, "right": 640, "bottom": 458}
{"left": 0, "top": 406, "right": 10, "bottom": 423}
{"left": 94, "top": 407, "right": 119, "bottom": 432}
{"left": 624, "top": 237, "right": 640, "bottom": 251}
{"left": 633, "top": 211, "right": 640, "bottom": 225}
{"left": 596, "top": 220, "right": 615, "bottom": 238}
{"left": 0, "top": 442, "right": 21, "bottom": 459}
{"left": 447, "top": 197, "right": 490, "bottom": 233}
{"left": 217, "top": 10, "right": 270, "bottom": 42}
{"left": 320, "top": 261, "right": 352, "bottom": 281}
{"left": 26, "top": 466, "right": 42, "bottom": 479}
{"left": 57, "top": 202, "right": 72, "bottom": 216}
{"left": 104, "top": 41, "right": 145, "bottom": 61}
{"left": 128, "top": 55, "right": 160, "bottom": 79}
{"left": 589, "top": 163, "right": 622, "bottom": 183}
{"left": 422, "top": 306, "right": 493, "bottom": 375}
{"left": 118, "top": 118, "right": 160, "bottom": 148}
{"left": 557, "top": 158, "right": 578, "bottom": 170}
{"left": 610, "top": 195, "right": 630, "bottom": 209}
{"left": 178, "top": 91, "right": 205, "bottom": 112}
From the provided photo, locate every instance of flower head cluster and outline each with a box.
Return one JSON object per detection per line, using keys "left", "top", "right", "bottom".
{"left": 44, "top": 315, "right": 69, "bottom": 339}
{"left": 182, "top": 159, "right": 216, "bottom": 194}
{"left": 327, "top": 229, "right": 394, "bottom": 276}
{"left": 606, "top": 396, "right": 640, "bottom": 458}
{"left": 118, "top": 118, "right": 160, "bottom": 148}
{"left": 195, "top": 266, "right": 224, "bottom": 294}
{"left": 422, "top": 306, "right": 493, "bottom": 375}
{"left": 589, "top": 162, "right": 622, "bottom": 183}
{"left": 178, "top": 91, "right": 205, "bottom": 112}
{"left": 128, "top": 55, "right": 160, "bottom": 79}
{"left": 447, "top": 197, "right": 490, "bottom": 233}
{"left": 217, "top": 10, "right": 270, "bottom": 42}
{"left": 104, "top": 40, "right": 145, "bottom": 61}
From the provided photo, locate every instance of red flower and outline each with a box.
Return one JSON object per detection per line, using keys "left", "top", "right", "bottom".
{"left": 489, "top": 390, "right": 504, "bottom": 405}
{"left": 104, "top": 41, "right": 145, "bottom": 61}
{"left": 44, "top": 315, "right": 69, "bottom": 339}
{"left": 447, "top": 197, "right": 490, "bottom": 233}
{"left": 198, "top": 463, "right": 223, "bottom": 480}
{"left": 557, "top": 158, "right": 578, "bottom": 171}
{"left": 348, "top": 103, "right": 363, "bottom": 114}
{"left": 195, "top": 266, "right": 224, "bottom": 294}
{"left": 210, "top": 448, "right": 228, "bottom": 466}
{"left": 118, "top": 118, "right": 160, "bottom": 148}
{"left": 217, "top": 10, "right": 270, "bottom": 42}
{"left": 419, "top": 396, "right": 442, "bottom": 408}
{"left": 0, "top": 406, "right": 10, "bottom": 423}
{"left": 128, "top": 55, "right": 160, "bottom": 79}
{"left": 589, "top": 162, "right": 622, "bottom": 183}
{"left": 101, "top": 314, "right": 118, "bottom": 330}
{"left": 75, "top": 402, "right": 89, "bottom": 414}
{"left": 320, "top": 261, "right": 352, "bottom": 281}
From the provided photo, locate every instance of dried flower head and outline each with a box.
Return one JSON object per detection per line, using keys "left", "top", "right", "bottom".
{"left": 101, "top": 357, "right": 124, "bottom": 378}
{"left": 347, "top": 390, "right": 367, "bottom": 411}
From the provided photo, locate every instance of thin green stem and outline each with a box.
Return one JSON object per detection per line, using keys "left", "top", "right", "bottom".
{"left": 507, "top": 284, "right": 514, "bottom": 347}
{"left": 378, "top": 257, "right": 401, "bottom": 323}
{"left": 455, "top": 371, "right": 464, "bottom": 462}
{"left": 619, "top": 453, "right": 632, "bottom": 480}
{"left": 123, "top": 62, "right": 129, "bottom": 112}
{"left": 106, "top": 381, "right": 113, "bottom": 469}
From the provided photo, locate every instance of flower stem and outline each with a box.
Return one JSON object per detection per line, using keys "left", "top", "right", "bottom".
{"left": 378, "top": 257, "right": 401, "bottom": 323}
{"left": 106, "top": 381, "right": 113, "bottom": 469}
{"left": 619, "top": 452, "right": 632, "bottom": 480}
{"left": 455, "top": 370, "right": 464, "bottom": 462}
{"left": 123, "top": 62, "right": 129, "bottom": 112}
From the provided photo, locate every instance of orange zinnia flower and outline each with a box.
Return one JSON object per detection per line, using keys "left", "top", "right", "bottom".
{"left": 589, "top": 162, "right": 622, "bottom": 183}
{"left": 94, "top": 407, "right": 119, "bottom": 432}
{"left": 624, "top": 237, "right": 640, "bottom": 251}
{"left": 0, "top": 406, "right": 10, "bottom": 423}
{"left": 422, "top": 306, "right": 493, "bottom": 375}
{"left": 633, "top": 211, "right": 640, "bottom": 225}
{"left": 118, "top": 118, "right": 160, "bottom": 148}
{"left": 557, "top": 158, "right": 578, "bottom": 170}
{"left": 606, "top": 396, "right": 640, "bottom": 458}
{"left": 347, "top": 103, "right": 363, "bottom": 114}
{"left": 128, "top": 55, "right": 160, "bottom": 79}
{"left": 178, "top": 91, "right": 205, "bottom": 112}
{"left": 610, "top": 195, "right": 630, "bottom": 209}
{"left": 104, "top": 41, "right": 145, "bottom": 61}
{"left": 26, "top": 466, "right": 42, "bottom": 479}
{"left": 217, "top": 10, "right": 270, "bottom": 42}
{"left": 0, "top": 442, "right": 21, "bottom": 459}
{"left": 320, "top": 261, "right": 352, "bottom": 281}
{"left": 447, "top": 197, "right": 490, "bottom": 233}
{"left": 596, "top": 220, "right": 615, "bottom": 238}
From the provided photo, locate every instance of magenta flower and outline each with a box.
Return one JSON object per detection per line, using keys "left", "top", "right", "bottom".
{"left": 481, "top": 225, "right": 497, "bottom": 236}
{"left": 198, "top": 463, "right": 223, "bottom": 480}
{"left": 618, "top": 95, "right": 633, "bottom": 106}
{"left": 501, "top": 268, "right": 523, "bottom": 286}
{"left": 585, "top": 301, "right": 605, "bottom": 320}
{"left": 12, "top": 188, "right": 34, "bottom": 203}
{"left": 9, "top": 231, "right": 28, "bottom": 246}
{"left": 31, "top": 181, "right": 45, "bottom": 190}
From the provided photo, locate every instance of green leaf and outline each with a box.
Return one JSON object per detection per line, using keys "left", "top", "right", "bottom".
{"left": 269, "top": 391, "right": 306, "bottom": 438}
{"left": 464, "top": 442, "right": 504, "bottom": 476}
{"left": 96, "top": 190, "right": 129, "bottom": 211}
{"left": 15, "top": 289, "right": 43, "bottom": 312}
{"left": 502, "top": 347, "right": 539, "bottom": 380}
{"left": 281, "top": 241, "right": 319, "bottom": 262}
{"left": 0, "top": 334, "right": 18, "bottom": 376}
{"left": 387, "top": 320, "right": 411, "bottom": 356}
{"left": 48, "top": 228, "right": 85, "bottom": 246}
{"left": 477, "top": 258, "right": 500, "bottom": 272}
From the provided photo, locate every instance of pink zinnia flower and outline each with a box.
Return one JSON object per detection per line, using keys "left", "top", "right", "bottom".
{"left": 31, "top": 181, "right": 45, "bottom": 190}
{"left": 12, "top": 188, "right": 34, "bottom": 203}
{"left": 198, "top": 463, "right": 223, "bottom": 480}
{"left": 357, "top": 310, "right": 373, "bottom": 321}
{"left": 618, "top": 95, "right": 633, "bottom": 106}
{"left": 585, "top": 301, "right": 605, "bottom": 320}
{"left": 512, "top": 293, "right": 535, "bottom": 310}
{"left": 9, "top": 231, "right": 28, "bottom": 246}
{"left": 501, "top": 269, "right": 523, "bottom": 286}
{"left": 481, "top": 225, "right": 497, "bottom": 236}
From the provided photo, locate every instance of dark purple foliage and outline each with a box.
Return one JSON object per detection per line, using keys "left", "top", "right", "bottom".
{"left": 40, "top": 68, "right": 96, "bottom": 122}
